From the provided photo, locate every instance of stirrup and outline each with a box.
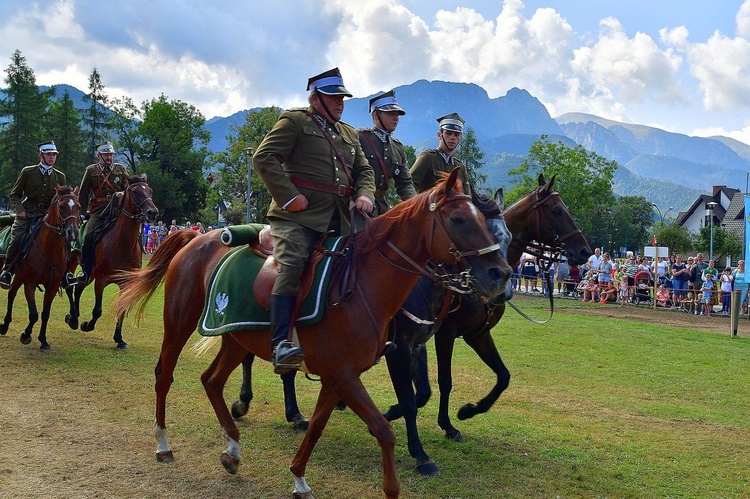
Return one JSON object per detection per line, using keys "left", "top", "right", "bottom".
{"left": 272, "top": 341, "right": 304, "bottom": 375}
{"left": 0, "top": 271, "right": 11, "bottom": 290}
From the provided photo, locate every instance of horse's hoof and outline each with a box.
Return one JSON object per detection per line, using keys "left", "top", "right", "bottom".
{"left": 0, "top": 324, "right": 8, "bottom": 335}
{"left": 155, "top": 451, "right": 174, "bottom": 463}
{"left": 416, "top": 458, "right": 440, "bottom": 476}
{"left": 445, "top": 430, "right": 465, "bottom": 443}
{"left": 231, "top": 400, "right": 249, "bottom": 419}
{"left": 116, "top": 341, "right": 128, "bottom": 350}
{"left": 220, "top": 451, "right": 239, "bottom": 474}
{"left": 64, "top": 314, "right": 78, "bottom": 330}
{"left": 335, "top": 401, "right": 347, "bottom": 411}
{"left": 457, "top": 403, "right": 478, "bottom": 420}
{"left": 80, "top": 322, "right": 94, "bottom": 332}
{"left": 20, "top": 334, "right": 31, "bottom": 345}
{"left": 293, "top": 492, "right": 315, "bottom": 499}
{"left": 291, "top": 413, "right": 309, "bottom": 432}
{"left": 40, "top": 344, "right": 51, "bottom": 351}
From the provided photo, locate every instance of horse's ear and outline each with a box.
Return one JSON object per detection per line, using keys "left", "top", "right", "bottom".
{"left": 537, "top": 173, "right": 546, "bottom": 186}
{"left": 73, "top": 186, "right": 80, "bottom": 196}
{"left": 141, "top": 172, "right": 147, "bottom": 182}
{"left": 445, "top": 166, "right": 461, "bottom": 194}
{"left": 494, "top": 188, "right": 504, "bottom": 209}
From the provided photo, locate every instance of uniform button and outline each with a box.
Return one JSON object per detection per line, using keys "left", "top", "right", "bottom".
{"left": 331, "top": 134, "right": 337, "bottom": 139}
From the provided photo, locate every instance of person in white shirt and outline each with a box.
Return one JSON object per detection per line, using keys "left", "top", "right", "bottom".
{"left": 588, "top": 247, "right": 602, "bottom": 271}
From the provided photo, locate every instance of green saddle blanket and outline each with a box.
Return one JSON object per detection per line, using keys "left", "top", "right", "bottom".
{"left": 198, "top": 236, "right": 345, "bottom": 336}
{"left": 0, "top": 226, "right": 9, "bottom": 258}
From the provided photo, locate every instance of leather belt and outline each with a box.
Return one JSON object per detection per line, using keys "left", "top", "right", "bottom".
{"left": 289, "top": 176, "right": 354, "bottom": 197}
{"left": 94, "top": 195, "right": 112, "bottom": 203}
{"left": 374, "top": 189, "right": 386, "bottom": 199}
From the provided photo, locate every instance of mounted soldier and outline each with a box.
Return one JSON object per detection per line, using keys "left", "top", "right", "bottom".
{"left": 358, "top": 90, "right": 415, "bottom": 215}
{"left": 253, "top": 67, "right": 375, "bottom": 373}
{"left": 409, "top": 112, "right": 472, "bottom": 196}
{"left": 0, "top": 141, "right": 73, "bottom": 290}
{"left": 76, "top": 141, "right": 130, "bottom": 284}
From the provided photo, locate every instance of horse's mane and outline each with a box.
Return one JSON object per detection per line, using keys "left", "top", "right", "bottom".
{"left": 471, "top": 190, "right": 501, "bottom": 219}
{"left": 128, "top": 174, "right": 147, "bottom": 186}
{"left": 356, "top": 175, "right": 465, "bottom": 253}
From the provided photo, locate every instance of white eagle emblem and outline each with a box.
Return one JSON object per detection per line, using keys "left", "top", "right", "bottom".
{"left": 214, "top": 292, "right": 229, "bottom": 315}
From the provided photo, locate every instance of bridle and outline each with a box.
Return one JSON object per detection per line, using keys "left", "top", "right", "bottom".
{"left": 120, "top": 181, "right": 155, "bottom": 221}
{"left": 379, "top": 189, "right": 501, "bottom": 286}
{"left": 43, "top": 193, "right": 80, "bottom": 236}
{"left": 510, "top": 189, "right": 582, "bottom": 266}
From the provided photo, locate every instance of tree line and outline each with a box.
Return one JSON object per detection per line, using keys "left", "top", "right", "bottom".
{"left": 0, "top": 50, "right": 738, "bottom": 260}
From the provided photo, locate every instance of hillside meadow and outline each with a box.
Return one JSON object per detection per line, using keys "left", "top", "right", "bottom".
{"left": 0, "top": 286, "right": 748, "bottom": 498}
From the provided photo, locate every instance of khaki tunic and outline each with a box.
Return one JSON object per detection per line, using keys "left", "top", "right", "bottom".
{"left": 9, "top": 164, "right": 67, "bottom": 217}
{"left": 358, "top": 127, "right": 415, "bottom": 216}
{"left": 78, "top": 162, "right": 129, "bottom": 217}
{"left": 253, "top": 107, "right": 375, "bottom": 234}
{"left": 253, "top": 107, "right": 375, "bottom": 295}
{"left": 409, "top": 148, "right": 472, "bottom": 195}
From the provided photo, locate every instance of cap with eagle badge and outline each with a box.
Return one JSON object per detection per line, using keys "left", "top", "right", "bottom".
{"left": 437, "top": 113, "right": 465, "bottom": 133}
{"left": 306, "top": 67, "right": 352, "bottom": 97}
{"left": 96, "top": 141, "right": 116, "bottom": 154}
{"left": 369, "top": 90, "right": 405, "bottom": 115}
{"left": 38, "top": 141, "right": 58, "bottom": 154}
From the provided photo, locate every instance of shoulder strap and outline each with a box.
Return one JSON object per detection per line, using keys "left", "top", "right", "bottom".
{"left": 305, "top": 111, "right": 354, "bottom": 188}
{"left": 360, "top": 131, "right": 389, "bottom": 190}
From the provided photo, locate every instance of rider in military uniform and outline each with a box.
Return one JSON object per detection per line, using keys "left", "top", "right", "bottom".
{"left": 358, "top": 90, "right": 415, "bottom": 216}
{"left": 77, "top": 141, "right": 130, "bottom": 284}
{"left": 253, "top": 67, "right": 375, "bottom": 373}
{"left": 0, "top": 141, "right": 70, "bottom": 289}
{"left": 409, "top": 112, "right": 472, "bottom": 195}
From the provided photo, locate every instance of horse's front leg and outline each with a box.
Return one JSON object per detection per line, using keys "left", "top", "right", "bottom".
{"left": 112, "top": 311, "right": 127, "bottom": 349}
{"left": 200, "top": 334, "right": 252, "bottom": 475}
{"left": 63, "top": 282, "right": 81, "bottom": 330}
{"left": 20, "top": 283, "right": 39, "bottom": 346}
{"left": 410, "top": 343, "right": 432, "bottom": 409}
{"left": 36, "top": 283, "right": 59, "bottom": 350}
{"left": 0, "top": 280, "right": 19, "bottom": 335}
{"left": 458, "top": 328, "right": 510, "bottom": 420}
{"left": 385, "top": 340, "right": 439, "bottom": 476}
{"left": 80, "top": 279, "right": 105, "bottom": 332}
{"left": 434, "top": 330, "right": 462, "bottom": 441}
{"left": 282, "top": 370, "right": 309, "bottom": 430}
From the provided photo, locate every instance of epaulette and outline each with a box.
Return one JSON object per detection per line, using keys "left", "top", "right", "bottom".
{"left": 392, "top": 136, "right": 403, "bottom": 145}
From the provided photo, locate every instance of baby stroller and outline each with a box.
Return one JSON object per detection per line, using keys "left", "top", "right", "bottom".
{"left": 633, "top": 270, "right": 653, "bottom": 305}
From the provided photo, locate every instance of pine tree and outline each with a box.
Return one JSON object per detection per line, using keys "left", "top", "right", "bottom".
{"left": 82, "top": 67, "right": 109, "bottom": 153}
{"left": 455, "top": 127, "right": 487, "bottom": 189}
{"left": 45, "top": 89, "right": 88, "bottom": 184}
{"left": 0, "top": 50, "right": 52, "bottom": 200}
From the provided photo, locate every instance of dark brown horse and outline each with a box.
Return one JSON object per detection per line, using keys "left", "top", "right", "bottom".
{"left": 0, "top": 186, "right": 81, "bottom": 350}
{"left": 64, "top": 174, "right": 158, "bottom": 348}
{"left": 114, "top": 169, "right": 511, "bottom": 498}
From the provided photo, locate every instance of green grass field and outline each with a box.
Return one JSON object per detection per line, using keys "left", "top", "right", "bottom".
{"left": 1, "top": 285, "right": 748, "bottom": 498}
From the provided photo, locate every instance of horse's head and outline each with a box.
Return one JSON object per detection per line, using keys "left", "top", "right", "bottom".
{"left": 427, "top": 169, "right": 512, "bottom": 298}
{"left": 49, "top": 185, "right": 81, "bottom": 245}
{"left": 123, "top": 174, "right": 159, "bottom": 222}
{"left": 508, "top": 173, "right": 592, "bottom": 265}
{"left": 472, "top": 188, "right": 515, "bottom": 301}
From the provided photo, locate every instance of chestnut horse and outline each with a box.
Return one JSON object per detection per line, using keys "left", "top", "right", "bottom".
{"left": 64, "top": 174, "right": 158, "bottom": 348}
{"left": 233, "top": 174, "right": 592, "bottom": 475}
{"left": 0, "top": 186, "right": 81, "bottom": 350}
{"left": 115, "top": 169, "right": 511, "bottom": 498}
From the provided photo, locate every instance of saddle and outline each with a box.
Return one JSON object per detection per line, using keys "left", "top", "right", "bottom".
{"left": 0, "top": 217, "right": 45, "bottom": 268}
{"left": 218, "top": 223, "right": 337, "bottom": 311}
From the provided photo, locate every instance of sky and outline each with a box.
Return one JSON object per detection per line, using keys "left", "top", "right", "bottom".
{"left": 2, "top": 0, "right": 750, "bottom": 143}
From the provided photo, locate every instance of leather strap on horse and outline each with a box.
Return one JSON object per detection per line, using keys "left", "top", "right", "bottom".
{"left": 359, "top": 131, "right": 390, "bottom": 193}
{"left": 306, "top": 111, "right": 355, "bottom": 189}
{"left": 507, "top": 266, "right": 555, "bottom": 324}
{"left": 93, "top": 165, "right": 119, "bottom": 201}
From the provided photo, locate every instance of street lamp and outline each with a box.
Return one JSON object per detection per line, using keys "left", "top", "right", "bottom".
{"left": 651, "top": 202, "right": 673, "bottom": 225}
{"left": 245, "top": 146, "right": 255, "bottom": 224}
{"left": 663, "top": 206, "right": 674, "bottom": 224}
{"left": 707, "top": 201, "right": 718, "bottom": 261}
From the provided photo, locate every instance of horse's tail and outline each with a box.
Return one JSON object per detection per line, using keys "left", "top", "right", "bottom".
{"left": 190, "top": 335, "right": 220, "bottom": 357}
{"left": 114, "top": 229, "right": 200, "bottom": 323}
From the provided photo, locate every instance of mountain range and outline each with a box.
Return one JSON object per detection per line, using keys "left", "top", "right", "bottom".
{"left": 33, "top": 81, "right": 750, "bottom": 214}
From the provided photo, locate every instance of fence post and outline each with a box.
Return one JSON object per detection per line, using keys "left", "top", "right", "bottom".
{"left": 730, "top": 290, "right": 741, "bottom": 337}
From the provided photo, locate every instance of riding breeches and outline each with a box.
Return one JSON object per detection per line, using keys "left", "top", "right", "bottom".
{"left": 269, "top": 218, "right": 321, "bottom": 296}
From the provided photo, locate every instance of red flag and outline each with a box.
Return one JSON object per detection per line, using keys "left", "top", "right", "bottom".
{"left": 651, "top": 236, "right": 658, "bottom": 245}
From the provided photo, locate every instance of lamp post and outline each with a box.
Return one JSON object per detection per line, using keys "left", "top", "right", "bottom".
{"left": 651, "top": 203, "right": 673, "bottom": 225}
{"left": 663, "top": 206, "right": 674, "bottom": 224}
{"left": 707, "top": 201, "right": 718, "bottom": 261}
{"left": 245, "top": 146, "right": 255, "bottom": 224}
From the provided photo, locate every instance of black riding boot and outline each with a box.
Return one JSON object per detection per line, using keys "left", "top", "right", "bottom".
{"left": 77, "top": 239, "right": 94, "bottom": 285}
{"left": 270, "top": 293, "right": 304, "bottom": 374}
{"left": 0, "top": 243, "right": 18, "bottom": 289}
